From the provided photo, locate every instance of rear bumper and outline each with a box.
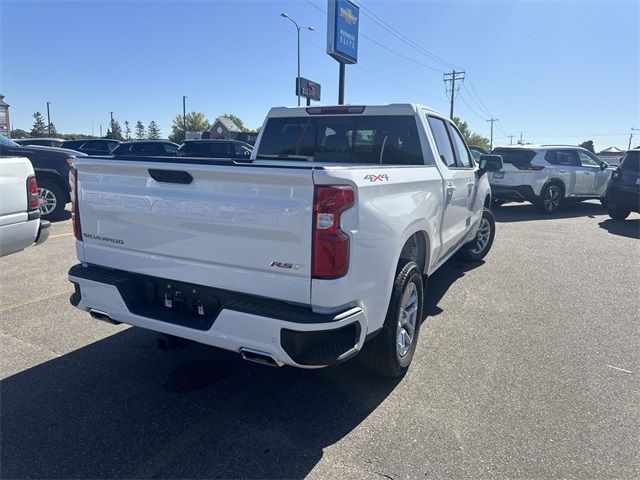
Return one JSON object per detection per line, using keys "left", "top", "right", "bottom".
{"left": 606, "top": 186, "right": 640, "bottom": 212}
{"left": 490, "top": 184, "right": 538, "bottom": 203}
{"left": 35, "top": 220, "right": 51, "bottom": 245}
{"left": 68, "top": 264, "right": 366, "bottom": 368}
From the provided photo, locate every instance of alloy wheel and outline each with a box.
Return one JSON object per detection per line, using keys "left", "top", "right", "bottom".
{"left": 544, "top": 186, "right": 561, "bottom": 213}
{"left": 396, "top": 282, "right": 418, "bottom": 358}
{"left": 38, "top": 188, "right": 57, "bottom": 215}
{"left": 470, "top": 217, "right": 491, "bottom": 255}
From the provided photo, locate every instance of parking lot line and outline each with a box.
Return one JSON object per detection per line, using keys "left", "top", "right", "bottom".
{"left": 0, "top": 290, "right": 72, "bottom": 313}
{"left": 49, "top": 232, "right": 74, "bottom": 239}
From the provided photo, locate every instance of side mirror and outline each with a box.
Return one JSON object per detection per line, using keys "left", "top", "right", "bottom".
{"left": 478, "top": 154, "right": 503, "bottom": 175}
{"left": 600, "top": 162, "right": 608, "bottom": 170}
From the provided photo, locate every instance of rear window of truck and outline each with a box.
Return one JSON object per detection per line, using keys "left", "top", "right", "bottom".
{"left": 257, "top": 115, "right": 424, "bottom": 165}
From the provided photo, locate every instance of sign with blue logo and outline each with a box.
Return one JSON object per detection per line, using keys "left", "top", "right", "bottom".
{"left": 327, "top": 0, "right": 359, "bottom": 64}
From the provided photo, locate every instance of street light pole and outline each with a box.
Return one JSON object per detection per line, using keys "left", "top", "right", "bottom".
{"left": 46, "top": 102, "right": 51, "bottom": 135}
{"left": 281, "top": 13, "right": 314, "bottom": 106}
{"left": 182, "top": 96, "right": 187, "bottom": 140}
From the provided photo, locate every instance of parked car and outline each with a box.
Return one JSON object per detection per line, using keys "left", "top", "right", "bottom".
{"left": 176, "top": 140, "right": 253, "bottom": 159}
{"left": 489, "top": 145, "right": 610, "bottom": 213}
{"left": 14, "top": 138, "right": 65, "bottom": 148}
{"left": 0, "top": 156, "right": 50, "bottom": 257}
{"left": 61, "top": 139, "right": 121, "bottom": 156}
{"left": 68, "top": 103, "right": 502, "bottom": 378}
{"left": 111, "top": 140, "right": 179, "bottom": 157}
{"left": 0, "top": 134, "right": 84, "bottom": 220}
{"left": 605, "top": 149, "right": 639, "bottom": 220}
{"left": 468, "top": 145, "right": 488, "bottom": 163}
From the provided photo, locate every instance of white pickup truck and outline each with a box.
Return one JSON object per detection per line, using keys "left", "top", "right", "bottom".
{"left": 68, "top": 104, "right": 502, "bottom": 377}
{"left": 0, "top": 156, "right": 50, "bottom": 257}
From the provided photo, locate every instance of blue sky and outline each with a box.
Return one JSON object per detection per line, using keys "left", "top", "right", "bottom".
{"left": 1, "top": 0, "right": 638, "bottom": 150}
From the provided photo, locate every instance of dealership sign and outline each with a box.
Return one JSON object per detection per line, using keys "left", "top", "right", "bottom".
{"left": 327, "top": 0, "right": 359, "bottom": 64}
{"left": 296, "top": 77, "right": 321, "bottom": 101}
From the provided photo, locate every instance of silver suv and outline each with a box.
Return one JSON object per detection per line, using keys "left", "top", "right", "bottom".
{"left": 489, "top": 145, "right": 611, "bottom": 214}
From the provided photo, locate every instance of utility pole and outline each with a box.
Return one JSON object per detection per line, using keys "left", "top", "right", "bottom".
{"left": 443, "top": 70, "right": 465, "bottom": 119}
{"left": 281, "top": 13, "right": 314, "bottom": 106}
{"left": 487, "top": 118, "right": 498, "bottom": 150}
{"left": 630, "top": 128, "right": 640, "bottom": 150}
{"left": 99, "top": 124, "right": 102, "bottom": 138}
{"left": 508, "top": 135, "right": 515, "bottom": 145}
{"left": 519, "top": 132, "right": 523, "bottom": 144}
{"left": 182, "top": 96, "right": 187, "bottom": 140}
{"left": 46, "top": 101, "right": 52, "bottom": 135}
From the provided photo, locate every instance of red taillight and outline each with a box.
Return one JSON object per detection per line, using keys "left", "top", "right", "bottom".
{"left": 312, "top": 185, "right": 354, "bottom": 279}
{"left": 26, "top": 175, "right": 39, "bottom": 210}
{"left": 69, "top": 168, "right": 82, "bottom": 241}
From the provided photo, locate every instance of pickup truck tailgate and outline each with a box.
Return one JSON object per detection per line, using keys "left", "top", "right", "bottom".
{"left": 76, "top": 159, "right": 314, "bottom": 304}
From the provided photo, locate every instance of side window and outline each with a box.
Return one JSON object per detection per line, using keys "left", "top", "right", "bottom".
{"left": 578, "top": 151, "right": 601, "bottom": 168}
{"left": 427, "top": 116, "right": 456, "bottom": 168}
{"left": 164, "top": 143, "right": 178, "bottom": 154}
{"left": 209, "top": 142, "right": 234, "bottom": 156}
{"left": 447, "top": 123, "right": 473, "bottom": 167}
{"left": 545, "top": 150, "right": 579, "bottom": 166}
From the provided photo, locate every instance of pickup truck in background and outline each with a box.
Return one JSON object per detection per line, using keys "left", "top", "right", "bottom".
{"left": 0, "top": 156, "right": 50, "bottom": 258}
{"left": 68, "top": 104, "right": 502, "bottom": 377}
{"left": 0, "top": 134, "right": 85, "bottom": 220}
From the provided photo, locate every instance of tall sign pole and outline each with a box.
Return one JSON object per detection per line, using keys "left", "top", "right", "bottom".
{"left": 327, "top": 0, "right": 359, "bottom": 105}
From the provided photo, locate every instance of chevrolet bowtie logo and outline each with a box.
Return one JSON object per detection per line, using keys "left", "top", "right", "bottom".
{"left": 339, "top": 6, "right": 358, "bottom": 25}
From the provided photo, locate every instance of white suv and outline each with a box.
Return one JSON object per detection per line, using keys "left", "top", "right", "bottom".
{"left": 489, "top": 145, "right": 611, "bottom": 213}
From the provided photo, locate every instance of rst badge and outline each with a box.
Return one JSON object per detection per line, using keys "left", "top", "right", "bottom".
{"left": 364, "top": 174, "right": 389, "bottom": 182}
{"left": 270, "top": 261, "right": 304, "bottom": 270}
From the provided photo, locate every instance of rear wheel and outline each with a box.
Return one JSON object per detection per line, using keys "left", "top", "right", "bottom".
{"left": 360, "top": 261, "right": 423, "bottom": 378}
{"left": 608, "top": 208, "right": 631, "bottom": 220}
{"left": 38, "top": 180, "right": 66, "bottom": 221}
{"left": 458, "top": 208, "right": 496, "bottom": 262}
{"left": 537, "top": 183, "right": 563, "bottom": 214}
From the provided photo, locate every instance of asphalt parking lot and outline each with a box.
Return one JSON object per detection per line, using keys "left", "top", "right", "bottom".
{"left": 1, "top": 201, "right": 638, "bottom": 479}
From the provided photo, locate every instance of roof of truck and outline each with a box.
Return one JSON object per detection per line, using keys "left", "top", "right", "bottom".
{"left": 267, "top": 104, "right": 446, "bottom": 117}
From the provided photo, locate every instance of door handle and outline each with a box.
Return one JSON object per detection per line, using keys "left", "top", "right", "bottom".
{"left": 446, "top": 183, "right": 456, "bottom": 191}
{"left": 467, "top": 182, "right": 475, "bottom": 187}
{"left": 559, "top": 170, "right": 566, "bottom": 173}
{"left": 584, "top": 172, "right": 593, "bottom": 175}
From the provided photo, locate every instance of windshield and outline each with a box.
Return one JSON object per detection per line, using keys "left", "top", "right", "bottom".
{"left": 257, "top": 115, "right": 424, "bottom": 165}
{"left": 0, "top": 134, "right": 20, "bottom": 148}
{"left": 620, "top": 151, "right": 640, "bottom": 171}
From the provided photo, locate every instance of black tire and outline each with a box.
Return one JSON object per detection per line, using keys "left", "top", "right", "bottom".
{"left": 360, "top": 261, "right": 423, "bottom": 378}
{"left": 37, "top": 179, "right": 66, "bottom": 221}
{"left": 458, "top": 207, "right": 496, "bottom": 262}
{"left": 492, "top": 200, "right": 505, "bottom": 208}
{"left": 608, "top": 208, "right": 631, "bottom": 220}
{"left": 537, "top": 183, "right": 563, "bottom": 214}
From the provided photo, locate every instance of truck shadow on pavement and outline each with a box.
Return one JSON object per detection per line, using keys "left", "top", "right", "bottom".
{"left": 1, "top": 328, "right": 401, "bottom": 479}
{"left": 424, "top": 259, "right": 484, "bottom": 317}
{"left": 598, "top": 218, "right": 640, "bottom": 239}
{"left": 493, "top": 201, "right": 605, "bottom": 222}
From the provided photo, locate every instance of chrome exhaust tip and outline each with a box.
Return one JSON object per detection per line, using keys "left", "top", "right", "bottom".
{"left": 89, "top": 309, "right": 122, "bottom": 325}
{"left": 240, "top": 348, "right": 282, "bottom": 367}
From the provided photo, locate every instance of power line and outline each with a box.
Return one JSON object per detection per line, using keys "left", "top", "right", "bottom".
{"left": 465, "top": 76, "right": 493, "bottom": 117}
{"left": 443, "top": 70, "right": 465, "bottom": 118}
{"left": 461, "top": 83, "right": 492, "bottom": 118}
{"left": 302, "top": 0, "right": 444, "bottom": 73}
{"left": 358, "top": 2, "right": 459, "bottom": 70}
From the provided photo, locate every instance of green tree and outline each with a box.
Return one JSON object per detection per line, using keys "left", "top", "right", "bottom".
{"left": 10, "top": 128, "right": 30, "bottom": 139}
{"left": 135, "top": 121, "right": 146, "bottom": 140}
{"left": 169, "top": 112, "right": 211, "bottom": 143}
{"left": 452, "top": 117, "right": 491, "bottom": 151}
{"left": 579, "top": 140, "right": 595, "bottom": 153}
{"left": 147, "top": 121, "right": 161, "bottom": 139}
{"left": 221, "top": 113, "right": 249, "bottom": 132}
{"left": 31, "top": 112, "right": 47, "bottom": 137}
{"left": 107, "top": 118, "right": 124, "bottom": 140}
{"left": 124, "top": 121, "right": 132, "bottom": 141}
{"left": 48, "top": 123, "right": 58, "bottom": 136}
